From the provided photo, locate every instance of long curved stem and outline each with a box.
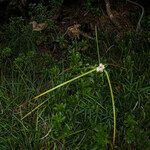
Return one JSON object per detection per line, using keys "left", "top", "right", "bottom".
{"left": 104, "top": 70, "right": 116, "bottom": 147}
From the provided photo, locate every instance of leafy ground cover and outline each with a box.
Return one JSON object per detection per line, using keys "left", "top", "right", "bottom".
{"left": 0, "top": 1, "right": 150, "bottom": 149}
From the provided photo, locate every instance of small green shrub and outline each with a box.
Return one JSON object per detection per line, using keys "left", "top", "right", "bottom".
{"left": 3, "top": 17, "right": 38, "bottom": 54}
{"left": 29, "top": 3, "right": 52, "bottom": 22}
{"left": 0, "top": 47, "right": 12, "bottom": 58}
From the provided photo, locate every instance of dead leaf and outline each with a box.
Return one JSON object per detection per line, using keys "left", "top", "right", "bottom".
{"left": 30, "top": 21, "right": 48, "bottom": 31}
{"left": 67, "top": 24, "right": 81, "bottom": 39}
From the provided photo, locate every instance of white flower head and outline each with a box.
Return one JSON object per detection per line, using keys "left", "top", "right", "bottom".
{"left": 96, "top": 63, "right": 105, "bottom": 73}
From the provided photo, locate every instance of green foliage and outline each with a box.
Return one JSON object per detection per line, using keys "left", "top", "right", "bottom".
{"left": 124, "top": 114, "right": 138, "bottom": 144}
{"left": 142, "top": 15, "right": 150, "bottom": 29}
{"left": 0, "top": 47, "right": 12, "bottom": 59}
{"left": 50, "top": 0, "right": 64, "bottom": 7}
{"left": 94, "top": 124, "right": 109, "bottom": 149}
{"left": 29, "top": 3, "right": 52, "bottom": 22}
{"left": 2, "top": 17, "right": 38, "bottom": 54}
{"left": 0, "top": 1, "right": 150, "bottom": 149}
{"left": 13, "top": 51, "right": 36, "bottom": 70}
{"left": 84, "top": 0, "right": 92, "bottom": 10}
{"left": 121, "top": 114, "right": 150, "bottom": 149}
{"left": 68, "top": 47, "right": 81, "bottom": 67}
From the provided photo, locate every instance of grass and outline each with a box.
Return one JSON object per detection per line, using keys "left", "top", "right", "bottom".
{"left": 0, "top": 3, "right": 150, "bottom": 149}
{"left": 1, "top": 31, "right": 150, "bottom": 149}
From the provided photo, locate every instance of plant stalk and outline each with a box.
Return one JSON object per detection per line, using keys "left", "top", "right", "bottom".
{"left": 104, "top": 70, "right": 116, "bottom": 147}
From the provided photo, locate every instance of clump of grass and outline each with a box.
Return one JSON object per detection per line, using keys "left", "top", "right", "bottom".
{"left": 1, "top": 6, "right": 150, "bottom": 148}
{"left": 22, "top": 64, "right": 117, "bottom": 147}
{"left": 21, "top": 27, "right": 117, "bottom": 148}
{"left": 2, "top": 17, "right": 38, "bottom": 53}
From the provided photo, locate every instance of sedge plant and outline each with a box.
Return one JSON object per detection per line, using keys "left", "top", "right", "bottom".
{"left": 22, "top": 27, "right": 117, "bottom": 148}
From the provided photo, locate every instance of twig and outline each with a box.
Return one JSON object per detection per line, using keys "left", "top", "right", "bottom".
{"left": 127, "top": 0, "right": 144, "bottom": 32}
{"left": 104, "top": 0, "right": 122, "bottom": 29}
{"left": 80, "top": 31, "right": 94, "bottom": 40}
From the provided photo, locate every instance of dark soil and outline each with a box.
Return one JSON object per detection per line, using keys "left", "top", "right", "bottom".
{"left": 54, "top": 2, "right": 141, "bottom": 37}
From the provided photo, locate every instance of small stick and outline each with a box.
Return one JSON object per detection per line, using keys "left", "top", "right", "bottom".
{"left": 127, "top": 0, "right": 144, "bottom": 32}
